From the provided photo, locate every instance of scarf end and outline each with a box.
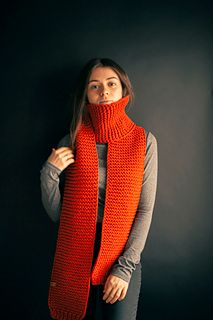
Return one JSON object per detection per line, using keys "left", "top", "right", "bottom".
{"left": 49, "top": 307, "right": 85, "bottom": 320}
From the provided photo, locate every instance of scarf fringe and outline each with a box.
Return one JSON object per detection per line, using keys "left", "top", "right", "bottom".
{"left": 50, "top": 307, "right": 85, "bottom": 320}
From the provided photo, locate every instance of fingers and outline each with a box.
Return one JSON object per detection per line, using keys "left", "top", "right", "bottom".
{"left": 52, "top": 147, "right": 75, "bottom": 162}
{"left": 118, "top": 287, "right": 127, "bottom": 301}
{"left": 105, "top": 287, "right": 123, "bottom": 304}
{"left": 53, "top": 147, "right": 74, "bottom": 156}
{"left": 53, "top": 148, "right": 74, "bottom": 159}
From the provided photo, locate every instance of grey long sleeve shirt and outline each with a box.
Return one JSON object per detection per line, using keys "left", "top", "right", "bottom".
{"left": 40, "top": 129, "right": 158, "bottom": 284}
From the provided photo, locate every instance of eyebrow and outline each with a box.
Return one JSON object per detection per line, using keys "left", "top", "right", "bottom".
{"left": 88, "top": 76, "right": 119, "bottom": 83}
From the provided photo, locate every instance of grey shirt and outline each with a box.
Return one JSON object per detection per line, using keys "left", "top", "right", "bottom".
{"left": 40, "top": 129, "right": 158, "bottom": 283}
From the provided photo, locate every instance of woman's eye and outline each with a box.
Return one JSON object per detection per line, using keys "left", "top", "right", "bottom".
{"left": 109, "top": 82, "right": 116, "bottom": 87}
{"left": 90, "top": 85, "right": 99, "bottom": 90}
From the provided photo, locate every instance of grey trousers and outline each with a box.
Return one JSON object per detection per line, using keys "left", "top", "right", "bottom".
{"left": 84, "top": 223, "right": 142, "bottom": 320}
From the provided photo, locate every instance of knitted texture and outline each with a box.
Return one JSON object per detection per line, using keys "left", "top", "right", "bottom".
{"left": 48, "top": 95, "right": 146, "bottom": 320}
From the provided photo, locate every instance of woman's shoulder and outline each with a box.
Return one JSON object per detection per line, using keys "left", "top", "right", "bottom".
{"left": 137, "top": 124, "right": 156, "bottom": 140}
{"left": 136, "top": 124, "right": 158, "bottom": 153}
{"left": 56, "top": 133, "right": 70, "bottom": 148}
{"left": 144, "top": 129, "right": 158, "bottom": 153}
{"left": 139, "top": 125, "right": 157, "bottom": 143}
{"left": 146, "top": 130, "right": 157, "bottom": 142}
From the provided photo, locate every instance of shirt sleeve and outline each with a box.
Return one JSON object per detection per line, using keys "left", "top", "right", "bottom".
{"left": 109, "top": 131, "right": 158, "bottom": 283}
{"left": 39, "top": 134, "right": 69, "bottom": 223}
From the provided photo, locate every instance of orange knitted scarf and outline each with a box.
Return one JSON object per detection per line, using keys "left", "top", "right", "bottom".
{"left": 48, "top": 95, "right": 146, "bottom": 320}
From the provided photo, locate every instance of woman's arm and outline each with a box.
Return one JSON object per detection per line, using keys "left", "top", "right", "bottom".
{"left": 39, "top": 135, "right": 69, "bottom": 223}
{"left": 109, "top": 131, "right": 158, "bottom": 283}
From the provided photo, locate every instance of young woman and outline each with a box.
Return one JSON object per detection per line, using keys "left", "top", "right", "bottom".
{"left": 40, "top": 58, "right": 158, "bottom": 320}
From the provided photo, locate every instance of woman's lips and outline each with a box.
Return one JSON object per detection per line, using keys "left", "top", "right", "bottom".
{"left": 99, "top": 100, "right": 113, "bottom": 104}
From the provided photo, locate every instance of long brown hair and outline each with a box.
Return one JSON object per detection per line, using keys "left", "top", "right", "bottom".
{"left": 69, "top": 58, "right": 135, "bottom": 150}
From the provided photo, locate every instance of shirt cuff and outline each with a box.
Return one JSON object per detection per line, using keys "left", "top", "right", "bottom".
{"left": 109, "top": 266, "right": 131, "bottom": 284}
{"left": 40, "top": 161, "right": 62, "bottom": 181}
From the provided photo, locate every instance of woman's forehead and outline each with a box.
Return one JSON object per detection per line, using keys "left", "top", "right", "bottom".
{"left": 89, "top": 67, "right": 119, "bottom": 82}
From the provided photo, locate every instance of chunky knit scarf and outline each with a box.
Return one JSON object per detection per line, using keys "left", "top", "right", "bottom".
{"left": 48, "top": 95, "right": 146, "bottom": 320}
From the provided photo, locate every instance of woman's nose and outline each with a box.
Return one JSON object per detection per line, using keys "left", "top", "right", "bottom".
{"left": 100, "top": 86, "right": 109, "bottom": 96}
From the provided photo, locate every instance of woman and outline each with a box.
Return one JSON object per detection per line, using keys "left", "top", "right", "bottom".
{"left": 40, "top": 58, "right": 158, "bottom": 320}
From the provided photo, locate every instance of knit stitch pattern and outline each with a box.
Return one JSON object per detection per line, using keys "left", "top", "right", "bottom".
{"left": 48, "top": 95, "right": 146, "bottom": 320}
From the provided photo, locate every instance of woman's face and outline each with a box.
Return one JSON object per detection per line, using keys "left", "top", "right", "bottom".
{"left": 86, "top": 67, "right": 123, "bottom": 104}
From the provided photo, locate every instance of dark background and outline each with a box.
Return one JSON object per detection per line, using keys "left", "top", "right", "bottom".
{"left": 1, "top": 0, "right": 213, "bottom": 319}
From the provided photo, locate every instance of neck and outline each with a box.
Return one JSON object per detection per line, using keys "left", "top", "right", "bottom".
{"left": 85, "top": 95, "right": 135, "bottom": 143}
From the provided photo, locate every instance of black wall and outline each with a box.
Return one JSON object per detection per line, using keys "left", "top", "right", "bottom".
{"left": 1, "top": 1, "right": 213, "bottom": 319}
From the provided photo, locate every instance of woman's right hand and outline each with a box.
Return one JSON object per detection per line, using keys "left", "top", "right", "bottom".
{"left": 47, "top": 147, "right": 75, "bottom": 172}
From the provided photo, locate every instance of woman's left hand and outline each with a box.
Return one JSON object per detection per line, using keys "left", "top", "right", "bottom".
{"left": 102, "top": 274, "right": 129, "bottom": 304}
